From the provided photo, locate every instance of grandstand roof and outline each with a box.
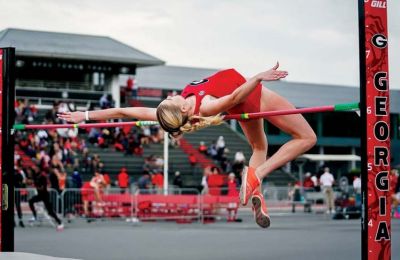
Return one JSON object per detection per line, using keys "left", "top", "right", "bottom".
{"left": 0, "top": 28, "right": 164, "bottom": 66}
{"left": 137, "top": 65, "right": 219, "bottom": 89}
{"left": 136, "top": 65, "right": 400, "bottom": 113}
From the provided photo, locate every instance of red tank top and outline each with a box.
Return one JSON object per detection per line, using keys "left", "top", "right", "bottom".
{"left": 180, "top": 69, "right": 262, "bottom": 116}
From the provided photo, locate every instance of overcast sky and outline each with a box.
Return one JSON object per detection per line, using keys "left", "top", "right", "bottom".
{"left": 0, "top": 0, "right": 399, "bottom": 89}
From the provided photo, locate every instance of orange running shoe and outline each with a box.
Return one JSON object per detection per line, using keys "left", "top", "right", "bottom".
{"left": 252, "top": 190, "right": 270, "bottom": 228}
{"left": 239, "top": 166, "right": 260, "bottom": 206}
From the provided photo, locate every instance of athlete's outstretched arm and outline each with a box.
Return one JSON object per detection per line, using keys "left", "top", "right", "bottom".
{"left": 57, "top": 107, "right": 157, "bottom": 123}
{"left": 199, "top": 62, "right": 288, "bottom": 116}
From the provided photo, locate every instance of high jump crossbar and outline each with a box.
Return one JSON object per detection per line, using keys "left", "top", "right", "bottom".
{"left": 12, "top": 102, "right": 359, "bottom": 130}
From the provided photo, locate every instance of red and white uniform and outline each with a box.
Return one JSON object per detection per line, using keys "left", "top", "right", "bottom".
{"left": 181, "top": 69, "right": 262, "bottom": 116}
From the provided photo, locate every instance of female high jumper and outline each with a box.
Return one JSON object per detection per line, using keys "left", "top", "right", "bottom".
{"left": 58, "top": 63, "right": 317, "bottom": 228}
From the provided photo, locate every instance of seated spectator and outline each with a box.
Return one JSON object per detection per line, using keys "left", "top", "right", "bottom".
{"left": 201, "top": 168, "right": 210, "bottom": 194}
{"left": 173, "top": 171, "right": 183, "bottom": 189}
{"left": 71, "top": 169, "right": 82, "bottom": 189}
{"left": 207, "top": 141, "right": 218, "bottom": 160}
{"left": 138, "top": 171, "right": 151, "bottom": 193}
{"left": 207, "top": 167, "right": 224, "bottom": 196}
{"left": 216, "top": 136, "right": 225, "bottom": 161}
{"left": 114, "top": 141, "right": 124, "bottom": 152}
{"left": 227, "top": 173, "right": 239, "bottom": 197}
{"left": 118, "top": 167, "right": 130, "bottom": 194}
{"left": 198, "top": 141, "right": 207, "bottom": 154}
{"left": 303, "top": 172, "right": 315, "bottom": 191}
{"left": 311, "top": 173, "right": 319, "bottom": 191}
{"left": 88, "top": 128, "right": 100, "bottom": 144}
{"left": 141, "top": 127, "right": 151, "bottom": 145}
{"left": 133, "top": 144, "right": 144, "bottom": 156}
{"left": 232, "top": 151, "right": 245, "bottom": 176}
{"left": 149, "top": 125, "right": 161, "bottom": 143}
{"left": 219, "top": 150, "right": 232, "bottom": 173}
{"left": 45, "top": 101, "right": 61, "bottom": 124}
{"left": 102, "top": 171, "right": 112, "bottom": 192}
{"left": 188, "top": 153, "right": 197, "bottom": 174}
{"left": 151, "top": 171, "right": 164, "bottom": 194}
{"left": 99, "top": 94, "right": 114, "bottom": 109}
{"left": 154, "top": 156, "right": 164, "bottom": 169}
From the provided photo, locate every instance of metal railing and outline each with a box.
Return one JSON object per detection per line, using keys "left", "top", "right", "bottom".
{"left": 13, "top": 186, "right": 352, "bottom": 224}
{"left": 16, "top": 79, "right": 93, "bottom": 90}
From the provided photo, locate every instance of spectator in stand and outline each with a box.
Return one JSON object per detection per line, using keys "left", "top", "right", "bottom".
{"left": 99, "top": 94, "right": 114, "bottom": 109}
{"left": 287, "top": 183, "right": 294, "bottom": 201}
{"left": 320, "top": 167, "right": 336, "bottom": 214}
{"left": 227, "top": 173, "right": 239, "bottom": 197}
{"left": 201, "top": 168, "right": 210, "bottom": 194}
{"left": 207, "top": 141, "right": 218, "bottom": 160}
{"left": 311, "top": 173, "right": 319, "bottom": 192}
{"left": 118, "top": 167, "right": 130, "bottom": 194}
{"left": 303, "top": 172, "right": 315, "bottom": 191}
{"left": 141, "top": 126, "right": 151, "bottom": 146}
{"left": 88, "top": 128, "right": 100, "bottom": 144}
{"left": 126, "top": 76, "right": 134, "bottom": 105}
{"left": 198, "top": 141, "right": 207, "bottom": 154}
{"left": 227, "top": 173, "right": 239, "bottom": 221}
{"left": 233, "top": 151, "right": 246, "bottom": 170}
{"left": 188, "top": 153, "right": 197, "bottom": 174}
{"left": 71, "top": 169, "right": 82, "bottom": 189}
{"left": 152, "top": 171, "right": 164, "bottom": 194}
{"left": 102, "top": 170, "right": 112, "bottom": 193}
{"left": 138, "top": 171, "right": 151, "bottom": 193}
{"left": 81, "top": 148, "right": 92, "bottom": 174}
{"left": 114, "top": 133, "right": 125, "bottom": 152}
{"left": 91, "top": 154, "right": 102, "bottom": 174}
{"left": 216, "top": 136, "right": 225, "bottom": 161}
{"left": 58, "top": 170, "right": 67, "bottom": 193}
{"left": 45, "top": 101, "right": 61, "bottom": 124}
{"left": 154, "top": 156, "right": 164, "bottom": 170}
{"left": 219, "top": 149, "right": 232, "bottom": 173}
{"left": 173, "top": 171, "right": 183, "bottom": 189}
{"left": 207, "top": 166, "right": 224, "bottom": 196}
{"left": 149, "top": 125, "right": 162, "bottom": 143}
{"left": 353, "top": 175, "right": 362, "bottom": 207}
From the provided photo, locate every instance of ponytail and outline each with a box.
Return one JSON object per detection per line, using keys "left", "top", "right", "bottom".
{"left": 180, "top": 114, "right": 224, "bottom": 133}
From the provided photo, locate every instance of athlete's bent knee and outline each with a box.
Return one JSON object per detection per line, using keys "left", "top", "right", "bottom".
{"left": 303, "top": 131, "right": 317, "bottom": 150}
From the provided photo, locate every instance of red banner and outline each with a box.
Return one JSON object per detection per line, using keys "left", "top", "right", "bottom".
{"left": 363, "top": 0, "right": 391, "bottom": 259}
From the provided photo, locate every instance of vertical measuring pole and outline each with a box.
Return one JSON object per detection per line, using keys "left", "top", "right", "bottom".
{"left": 359, "top": 1, "right": 391, "bottom": 259}
{"left": 163, "top": 131, "right": 169, "bottom": 195}
{"left": 0, "top": 47, "right": 15, "bottom": 251}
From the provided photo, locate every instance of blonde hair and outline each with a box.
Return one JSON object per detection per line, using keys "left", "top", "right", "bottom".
{"left": 156, "top": 102, "right": 223, "bottom": 137}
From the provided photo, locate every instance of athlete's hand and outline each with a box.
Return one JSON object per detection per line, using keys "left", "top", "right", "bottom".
{"left": 57, "top": 111, "right": 85, "bottom": 123}
{"left": 256, "top": 62, "right": 288, "bottom": 81}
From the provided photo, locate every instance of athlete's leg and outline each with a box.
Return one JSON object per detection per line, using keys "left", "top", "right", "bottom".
{"left": 255, "top": 88, "right": 317, "bottom": 179}
{"left": 41, "top": 192, "right": 62, "bottom": 225}
{"left": 238, "top": 119, "right": 267, "bottom": 169}
{"left": 239, "top": 120, "right": 271, "bottom": 228}
{"left": 28, "top": 194, "right": 41, "bottom": 219}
